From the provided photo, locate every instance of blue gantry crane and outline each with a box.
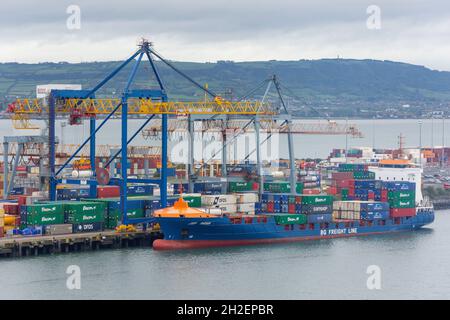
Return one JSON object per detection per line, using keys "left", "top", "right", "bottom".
{"left": 9, "top": 40, "right": 275, "bottom": 225}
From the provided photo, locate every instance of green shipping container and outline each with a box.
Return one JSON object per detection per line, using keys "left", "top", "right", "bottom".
{"left": 228, "top": 181, "right": 254, "bottom": 192}
{"left": 108, "top": 208, "right": 145, "bottom": 219}
{"left": 274, "top": 214, "right": 307, "bottom": 225}
{"left": 26, "top": 212, "right": 65, "bottom": 225}
{"left": 263, "top": 182, "right": 304, "bottom": 194}
{"left": 26, "top": 203, "right": 64, "bottom": 215}
{"left": 182, "top": 194, "right": 202, "bottom": 207}
{"left": 301, "top": 195, "right": 333, "bottom": 205}
{"left": 388, "top": 191, "right": 415, "bottom": 200}
{"left": 389, "top": 198, "right": 415, "bottom": 208}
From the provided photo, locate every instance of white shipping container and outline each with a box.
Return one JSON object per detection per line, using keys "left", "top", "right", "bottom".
{"left": 198, "top": 207, "right": 223, "bottom": 215}
{"left": 234, "top": 193, "right": 259, "bottom": 203}
{"left": 237, "top": 202, "right": 255, "bottom": 212}
{"left": 214, "top": 204, "right": 237, "bottom": 213}
{"left": 201, "top": 194, "right": 237, "bottom": 206}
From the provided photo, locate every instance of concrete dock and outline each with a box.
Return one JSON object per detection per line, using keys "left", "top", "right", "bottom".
{"left": 0, "top": 229, "right": 162, "bottom": 258}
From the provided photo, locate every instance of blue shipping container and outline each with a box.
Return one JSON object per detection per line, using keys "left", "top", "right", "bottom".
{"left": 307, "top": 213, "right": 333, "bottom": 224}
{"left": 360, "top": 210, "right": 390, "bottom": 220}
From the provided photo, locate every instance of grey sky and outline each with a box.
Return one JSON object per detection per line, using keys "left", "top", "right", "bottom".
{"left": 1, "top": 0, "right": 450, "bottom": 70}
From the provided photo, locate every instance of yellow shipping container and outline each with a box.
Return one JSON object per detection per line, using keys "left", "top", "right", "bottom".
{"left": 0, "top": 208, "right": 4, "bottom": 218}
{"left": 0, "top": 218, "right": 4, "bottom": 228}
{"left": 4, "top": 215, "right": 18, "bottom": 226}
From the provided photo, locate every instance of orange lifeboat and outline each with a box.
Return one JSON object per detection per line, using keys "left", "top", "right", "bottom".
{"left": 153, "top": 198, "right": 218, "bottom": 218}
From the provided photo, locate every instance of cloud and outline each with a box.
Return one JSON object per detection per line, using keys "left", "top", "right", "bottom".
{"left": 1, "top": 0, "right": 450, "bottom": 70}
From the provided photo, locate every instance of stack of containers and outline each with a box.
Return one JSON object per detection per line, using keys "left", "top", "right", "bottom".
{"left": 261, "top": 194, "right": 302, "bottom": 214}
{"left": 384, "top": 182, "right": 416, "bottom": 217}
{"left": 20, "top": 203, "right": 65, "bottom": 229}
{"left": 87, "top": 198, "right": 146, "bottom": 229}
{"left": 235, "top": 193, "right": 259, "bottom": 215}
{"left": 298, "top": 170, "right": 321, "bottom": 191}
{"left": 0, "top": 207, "right": 4, "bottom": 237}
{"left": 201, "top": 194, "right": 237, "bottom": 214}
{"left": 301, "top": 195, "right": 333, "bottom": 223}
{"left": 333, "top": 201, "right": 389, "bottom": 220}
{"left": 64, "top": 201, "right": 106, "bottom": 233}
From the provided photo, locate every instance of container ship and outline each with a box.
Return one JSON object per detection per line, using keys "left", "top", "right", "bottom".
{"left": 152, "top": 160, "right": 434, "bottom": 250}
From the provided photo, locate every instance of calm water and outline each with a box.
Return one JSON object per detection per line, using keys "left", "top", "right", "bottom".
{"left": 1, "top": 118, "right": 448, "bottom": 159}
{"left": 0, "top": 211, "right": 447, "bottom": 300}
{"left": 0, "top": 119, "right": 449, "bottom": 299}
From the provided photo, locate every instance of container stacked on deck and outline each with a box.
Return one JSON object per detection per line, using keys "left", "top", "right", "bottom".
{"left": 328, "top": 164, "right": 377, "bottom": 201}
{"left": 228, "top": 181, "right": 258, "bottom": 193}
{"left": 263, "top": 181, "right": 304, "bottom": 194}
{"left": 384, "top": 182, "right": 416, "bottom": 217}
{"left": 261, "top": 194, "right": 302, "bottom": 214}
{"left": 235, "top": 193, "right": 259, "bottom": 215}
{"left": 298, "top": 170, "right": 321, "bottom": 191}
{"left": 201, "top": 194, "right": 237, "bottom": 214}
{"left": 301, "top": 195, "right": 333, "bottom": 223}
{"left": 332, "top": 201, "right": 390, "bottom": 220}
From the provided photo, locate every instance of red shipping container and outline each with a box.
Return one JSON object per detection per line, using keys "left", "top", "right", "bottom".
{"left": 303, "top": 189, "right": 321, "bottom": 195}
{"left": 390, "top": 208, "right": 415, "bottom": 218}
{"left": 331, "top": 172, "right": 354, "bottom": 180}
{"left": 18, "top": 196, "right": 27, "bottom": 206}
{"left": 267, "top": 202, "right": 274, "bottom": 213}
{"left": 368, "top": 191, "right": 375, "bottom": 201}
{"left": 3, "top": 204, "right": 19, "bottom": 215}
{"left": 97, "top": 185, "right": 120, "bottom": 198}
{"left": 327, "top": 186, "right": 338, "bottom": 195}
{"left": 252, "top": 182, "right": 259, "bottom": 191}
{"left": 288, "top": 203, "right": 295, "bottom": 214}
{"left": 295, "top": 196, "right": 302, "bottom": 204}
{"left": 348, "top": 187, "right": 355, "bottom": 197}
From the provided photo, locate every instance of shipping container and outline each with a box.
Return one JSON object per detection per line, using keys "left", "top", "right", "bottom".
{"left": 181, "top": 193, "right": 202, "bottom": 207}
{"left": 235, "top": 193, "right": 259, "bottom": 203}
{"left": 72, "top": 222, "right": 104, "bottom": 233}
{"left": 97, "top": 185, "right": 120, "bottom": 198}
{"left": 228, "top": 181, "right": 255, "bottom": 192}
{"left": 301, "top": 204, "right": 333, "bottom": 215}
{"left": 201, "top": 194, "right": 237, "bottom": 206}
{"left": 360, "top": 210, "right": 389, "bottom": 220}
{"left": 389, "top": 198, "right": 415, "bottom": 208}
{"left": 307, "top": 213, "right": 333, "bottom": 223}
{"left": 301, "top": 195, "right": 333, "bottom": 205}
{"left": 44, "top": 224, "right": 73, "bottom": 235}
{"left": 65, "top": 202, "right": 106, "bottom": 223}
{"left": 274, "top": 214, "right": 307, "bottom": 225}
{"left": 390, "top": 208, "right": 416, "bottom": 218}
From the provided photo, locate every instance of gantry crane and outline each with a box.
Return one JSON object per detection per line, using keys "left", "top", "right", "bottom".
{"left": 6, "top": 40, "right": 283, "bottom": 223}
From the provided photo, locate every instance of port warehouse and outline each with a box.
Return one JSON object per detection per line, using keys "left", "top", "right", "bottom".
{"left": 0, "top": 41, "right": 425, "bottom": 255}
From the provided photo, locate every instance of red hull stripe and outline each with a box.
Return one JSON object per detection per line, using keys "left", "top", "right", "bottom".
{"left": 152, "top": 231, "right": 401, "bottom": 250}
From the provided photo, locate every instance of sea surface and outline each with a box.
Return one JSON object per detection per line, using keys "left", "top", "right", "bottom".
{"left": 0, "top": 119, "right": 448, "bottom": 299}
{"left": 0, "top": 211, "right": 447, "bottom": 300}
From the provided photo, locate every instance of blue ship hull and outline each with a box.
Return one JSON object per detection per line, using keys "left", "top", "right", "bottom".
{"left": 153, "top": 208, "right": 435, "bottom": 250}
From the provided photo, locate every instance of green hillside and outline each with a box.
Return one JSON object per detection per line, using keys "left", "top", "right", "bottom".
{"left": 1, "top": 58, "right": 449, "bottom": 118}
